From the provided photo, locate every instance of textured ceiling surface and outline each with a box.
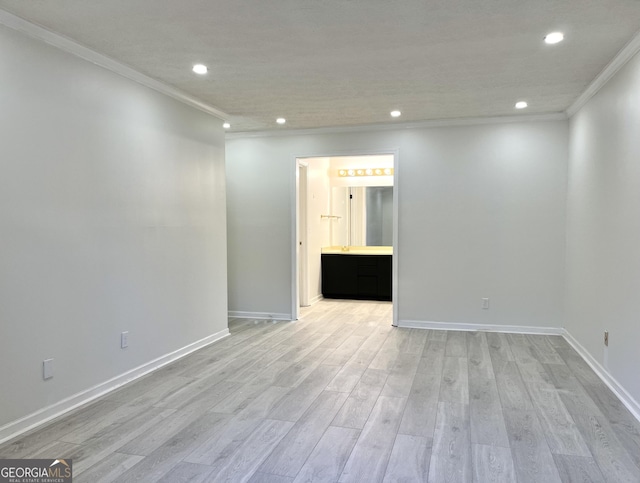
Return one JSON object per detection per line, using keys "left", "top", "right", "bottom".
{"left": 1, "top": 0, "right": 639, "bottom": 131}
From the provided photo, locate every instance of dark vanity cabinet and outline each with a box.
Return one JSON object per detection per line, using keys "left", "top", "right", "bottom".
{"left": 321, "top": 254, "right": 392, "bottom": 301}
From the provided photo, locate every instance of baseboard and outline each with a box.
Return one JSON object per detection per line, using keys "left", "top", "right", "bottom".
{"left": 309, "top": 294, "right": 324, "bottom": 305}
{"left": 397, "top": 319, "right": 564, "bottom": 335}
{"left": 0, "top": 328, "right": 230, "bottom": 445}
{"left": 563, "top": 330, "right": 640, "bottom": 423}
{"left": 228, "top": 311, "right": 292, "bottom": 321}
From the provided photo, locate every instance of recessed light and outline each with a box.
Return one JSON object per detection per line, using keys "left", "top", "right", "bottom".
{"left": 390, "top": 110, "right": 401, "bottom": 118}
{"left": 192, "top": 64, "right": 208, "bottom": 74}
{"left": 515, "top": 101, "right": 528, "bottom": 109}
{"left": 544, "top": 32, "right": 564, "bottom": 45}
{"left": 223, "top": 122, "right": 231, "bottom": 129}
{"left": 276, "top": 118, "right": 286, "bottom": 124}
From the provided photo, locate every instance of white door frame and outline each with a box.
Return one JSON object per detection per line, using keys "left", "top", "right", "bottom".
{"left": 292, "top": 159, "right": 309, "bottom": 321}
{"left": 291, "top": 150, "right": 399, "bottom": 326}
{"left": 297, "top": 160, "right": 310, "bottom": 311}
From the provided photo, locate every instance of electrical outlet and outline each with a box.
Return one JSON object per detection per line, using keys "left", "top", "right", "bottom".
{"left": 43, "top": 358, "right": 54, "bottom": 380}
{"left": 121, "top": 331, "right": 129, "bottom": 349}
{"left": 604, "top": 330, "right": 608, "bottom": 347}
{"left": 482, "top": 298, "right": 490, "bottom": 309}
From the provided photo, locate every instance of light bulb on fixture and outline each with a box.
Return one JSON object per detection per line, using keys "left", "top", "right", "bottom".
{"left": 192, "top": 64, "right": 208, "bottom": 74}
{"left": 276, "top": 118, "right": 286, "bottom": 125}
{"left": 223, "top": 122, "right": 231, "bottom": 129}
{"left": 544, "top": 32, "right": 564, "bottom": 44}
{"left": 515, "top": 101, "right": 528, "bottom": 109}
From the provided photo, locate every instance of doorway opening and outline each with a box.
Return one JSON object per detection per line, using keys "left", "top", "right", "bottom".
{"left": 293, "top": 153, "right": 397, "bottom": 325}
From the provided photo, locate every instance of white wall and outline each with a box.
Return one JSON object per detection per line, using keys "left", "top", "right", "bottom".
{"left": 330, "top": 187, "right": 350, "bottom": 246}
{"left": 566, "top": 50, "right": 640, "bottom": 406}
{"left": 226, "top": 119, "right": 568, "bottom": 327}
{"left": 0, "top": 25, "right": 228, "bottom": 430}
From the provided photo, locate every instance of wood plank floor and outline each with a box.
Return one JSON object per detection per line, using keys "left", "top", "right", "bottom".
{"left": 2, "top": 300, "right": 640, "bottom": 482}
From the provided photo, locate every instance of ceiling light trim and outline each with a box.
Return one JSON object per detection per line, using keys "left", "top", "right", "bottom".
{"left": 567, "top": 28, "right": 640, "bottom": 118}
{"left": 226, "top": 113, "right": 567, "bottom": 139}
{"left": 0, "top": 8, "right": 229, "bottom": 121}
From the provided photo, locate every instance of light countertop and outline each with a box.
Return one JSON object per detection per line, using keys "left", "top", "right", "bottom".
{"left": 321, "top": 246, "right": 393, "bottom": 255}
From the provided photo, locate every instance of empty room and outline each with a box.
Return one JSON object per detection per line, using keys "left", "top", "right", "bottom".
{"left": 1, "top": 1, "right": 640, "bottom": 482}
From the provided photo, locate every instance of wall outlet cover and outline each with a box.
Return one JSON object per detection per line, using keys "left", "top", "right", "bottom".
{"left": 43, "top": 359, "right": 54, "bottom": 380}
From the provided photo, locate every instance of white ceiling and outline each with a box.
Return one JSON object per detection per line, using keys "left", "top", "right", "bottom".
{"left": 1, "top": 0, "right": 639, "bottom": 132}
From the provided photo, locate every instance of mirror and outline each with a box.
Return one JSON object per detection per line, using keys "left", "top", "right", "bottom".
{"left": 330, "top": 186, "right": 393, "bottom": 246}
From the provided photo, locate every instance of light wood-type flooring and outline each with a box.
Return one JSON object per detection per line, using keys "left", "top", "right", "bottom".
{"left": 1, "top": 300, "right": 640, "bottom": 482}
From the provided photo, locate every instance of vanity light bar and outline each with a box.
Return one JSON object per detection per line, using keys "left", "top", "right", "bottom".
{"left": 338, "top": 168, "right": 394, "bottom": 177}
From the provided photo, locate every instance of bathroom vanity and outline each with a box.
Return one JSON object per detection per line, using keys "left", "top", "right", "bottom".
{"left": 321, "top": 246, "right": 392, "bottom": 301}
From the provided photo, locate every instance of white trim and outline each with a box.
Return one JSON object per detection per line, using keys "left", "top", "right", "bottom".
{"left": 291, "top": 157, "right": 300, "bottom": 320}
{"left": 566, "top": 30, "right": 640, "bottom": 118}
{"left": 398, "top": 319, "right": 564, "bottom": 335}
{"left": 292, "top": 150, "right": 399, "bottom": 326}
{"left": 0, "top": 9, "right": 228, "bottom": 121}
{"left": 0, "top": 328, "right": 230, "bottom": 445}
{"left": 391, "top": 150, "right": 399, "bottom": 327}
{"left": 563, "top": 330, "right": 640, "bottom": 423}
{"left": 228, "top": 311, "right": 292, "bottom": 321}
{"left": 309, "top": 294, "right": 324, "bottom": 305}
{"left": 297, "top": 161, "right": 310, "bottom": 308}
{"left": 296, "top": 148, "right": 401, "bottom": 160}
{"left": 226, "top": 113, "right": 567, "bottom": 139}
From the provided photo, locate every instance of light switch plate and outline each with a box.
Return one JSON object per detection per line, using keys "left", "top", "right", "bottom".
{"left": 121, "top": 331, "right": 129, "bottom": 349}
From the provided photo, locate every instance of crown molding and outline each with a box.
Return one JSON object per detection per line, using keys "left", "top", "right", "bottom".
{"left": 0, "top": 9, "right": 228, "bottom": 121}
{"left": 225, "top": 112, "right": 567, "bottom": 139}
{"left": 566, "top": 29, "right": 640, "bottom": 118}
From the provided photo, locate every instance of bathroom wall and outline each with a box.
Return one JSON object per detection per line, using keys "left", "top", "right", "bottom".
{"left": 305, "top": 157, "right": 331, "bottom": 304}
{"left": 329, "top": 155, "right": 394, "bottom": 247}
